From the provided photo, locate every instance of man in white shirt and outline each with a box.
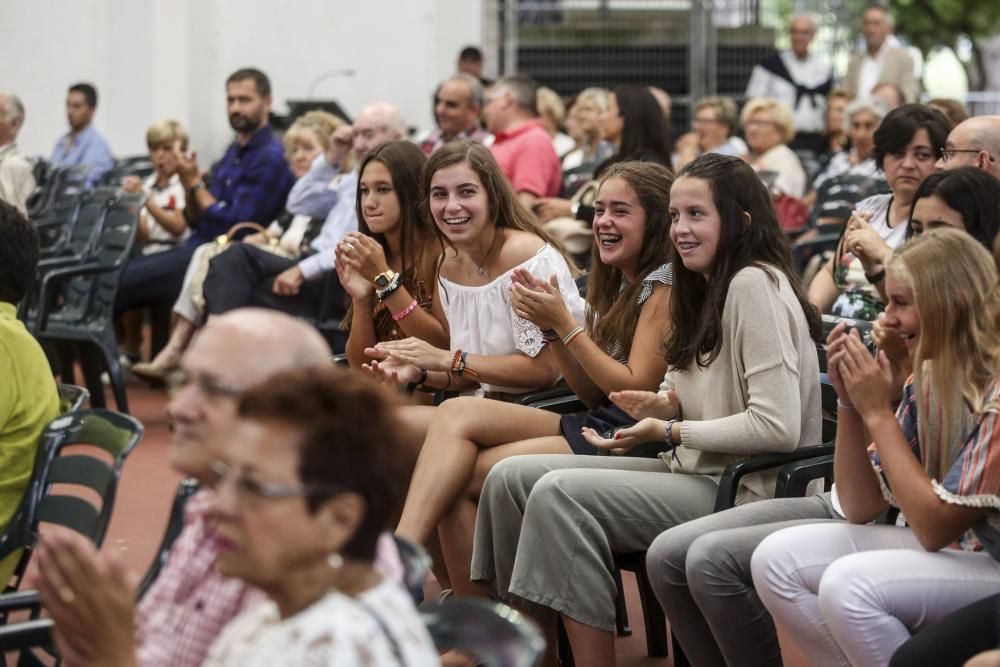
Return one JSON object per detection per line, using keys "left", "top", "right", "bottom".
{"left": 843, "top": 6, "right": 918, "bottom": 104}
{"left": 745, "top": 14, "right": 833, "bottom": 151}
{"left": 0, "top": 93, "right": 35, "bottom": 214}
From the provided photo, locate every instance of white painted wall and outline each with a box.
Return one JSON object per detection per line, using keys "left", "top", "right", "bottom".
{"left": 2, "top": 0, "right": 483, "bottom": 164}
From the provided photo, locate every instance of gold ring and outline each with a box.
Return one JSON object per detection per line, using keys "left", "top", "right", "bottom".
{"left": 58, "top": 586, "right": 75, "bottom": 604}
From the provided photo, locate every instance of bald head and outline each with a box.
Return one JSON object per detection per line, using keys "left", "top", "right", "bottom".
{"left": 939, "top": 115, "right": 1000, "bottom": 180}
{"left": 201, "top": 309, "right": 332, "bottom": 383}
{"left": 353, "top": 101, "right": 406, "bottom": 160}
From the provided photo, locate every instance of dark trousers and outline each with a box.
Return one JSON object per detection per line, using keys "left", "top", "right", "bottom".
{"left": 890, "top": 593, "right": 1000, "bottom": 667}
{"left": 203, "top": 243, "right": 324, "bottom": 318}
{"left": 114, "top": 244, "right": 196, "bottom": 316}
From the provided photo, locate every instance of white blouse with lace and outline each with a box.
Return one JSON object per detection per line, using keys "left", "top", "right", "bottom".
{"left": 438, "top": 243, "right": 585, "bottom": 395}
{"left": 204, "top": 580, "right": 440, "bottom": 667}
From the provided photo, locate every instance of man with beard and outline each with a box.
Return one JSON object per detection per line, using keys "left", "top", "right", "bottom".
{"left": 114, "top": 68, "right": 294, "bottom": 319}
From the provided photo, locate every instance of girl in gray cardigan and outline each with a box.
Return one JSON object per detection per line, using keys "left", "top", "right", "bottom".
{"left": 470, "top": 153, "right": 822, "bottom": 667}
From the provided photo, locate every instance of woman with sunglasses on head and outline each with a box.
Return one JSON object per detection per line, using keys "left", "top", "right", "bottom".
{"left": 472, "top": 153, "right": 821, "bottom": 667}
{"left": 752, "top": 228, "right": 1000, "bottom": 667}
{"left": 335, "top": 141, "right": 447, "bottom": 370}
{"left": 807, "top": 104, "right": 949, "bottom": 320}
{"left": 393, "top": 161, "right": 674, "bottom": 599}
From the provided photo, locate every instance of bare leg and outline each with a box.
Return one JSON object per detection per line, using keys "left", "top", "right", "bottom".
{"left": 439, "top": 436, "right": 572, "bottom": 598}
{"left": 135, "top": 316, "right": 197, "bottom": 379}
{"left": 563, "top": 616, "right": 615, "bottom": 667}
{"left": 396, "top": 398, "right": 562, "bottom": 546}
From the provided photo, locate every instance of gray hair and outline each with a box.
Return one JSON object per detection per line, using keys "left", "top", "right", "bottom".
{"left": 843, "top": 96, "right": 889, "bottom": 133}
{"left": 446, "top": 73, "right": 484, "bottom": 110}
{"left": 494, "top": 74, "right": 538, "bottom": 114}
{"left": 789, "top": 13, "right": 818, "bottom": 32}
{"left": 1, "top": 94, "right": 25, "bottom": 125}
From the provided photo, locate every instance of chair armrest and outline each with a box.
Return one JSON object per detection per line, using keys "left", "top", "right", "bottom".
{"left": 35, "top": 262, "right": 105, "bottom": 332}
{"left": 513, "top": 386, "right": 575, "bottom": 405}
{"left": 528, "top": 394, "right": 588, "bottom": 414}
{"left": 0, "top": 618, "right": 54, "bottom": 653}
{"left": 775, "top": 454, "right": 835, "bottom": 498}
{"left": 714, "top": 443, "right": 835, "bottom": 512}
{"left": 0, "top": 589, "right": 41, "bottom": 614}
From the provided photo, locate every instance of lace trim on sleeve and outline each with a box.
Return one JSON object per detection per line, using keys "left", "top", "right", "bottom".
{"left": 512, "top": 312, "right": 546, "bottom": 357}
{"left": 932, "top": 480, "right": 1000, "bottom": 510}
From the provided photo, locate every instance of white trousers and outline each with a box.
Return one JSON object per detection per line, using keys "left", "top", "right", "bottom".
{"left": 751, "top": 522, "right": 1000, "bottom": 667}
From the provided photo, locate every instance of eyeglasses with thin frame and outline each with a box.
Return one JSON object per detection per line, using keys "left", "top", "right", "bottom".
{"left": 206, "top": 459, "right": 344, "bottom": 502}
{"left": 939, "top": 147, "right": 996, "bottom": 164}
{"left": 166, "top": 368, "right": 243, "bottom": 400}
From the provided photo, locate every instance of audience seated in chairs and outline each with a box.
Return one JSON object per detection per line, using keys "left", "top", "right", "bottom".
{"left": 336, "top": 140, "right": 448, "bottom": 369}
{"left": 0, "top": 201, "right": 60, "bottom": 582}
{"left": 471, "top": 154, "right": 822, "bottom": 667}
{"left": 807, "top": 104, "right": 949, "bottom": 320}
{"left": 37, "top": 364, "right": 439, "bottom": 666}
{"left": 131, "top": 110, "right": 347, "bottom": 381}
{"left": 31, "top": 309, "right": 332, "bottom": 666}
{"left": 393, "top": 161, "right": 674, "bottom": 599}
{"left": 751, "top": 228, "right": 1000, "bottom": 667}
{"left": 113, "top": 68, "right": 295, "bottom": 330}
{"left": 200, "top": 103, "right": 405, "bottom": 324}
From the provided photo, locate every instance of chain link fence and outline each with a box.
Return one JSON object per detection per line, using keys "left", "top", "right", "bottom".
{"left": 490, "top": 0, "right": 998, "bottom": 140}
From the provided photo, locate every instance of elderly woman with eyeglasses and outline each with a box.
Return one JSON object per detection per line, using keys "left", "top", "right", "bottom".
{"left": 38, "top": 367, "right": 440, "bottom": 667}
{"left": 741, "top": 97, "right": 807, "bottom": 198}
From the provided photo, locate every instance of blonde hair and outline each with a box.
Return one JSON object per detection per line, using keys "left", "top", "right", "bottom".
{"left": 284, "top": 110, "right": 352, "bottom": 171}
{"left": 886, "top": 228, "right": 1000, "bottom": 479}
{"left": 694, "top": 96, "right": 739, "bottom": 135}
{"left": 537, "top": 87, "right": 566, "bottom": 126}
{"left": 146, "top": 119, "right": 188, "bottom": 151}
{"left": 574, "top": 87, "right": 610, "bottom": 115}
{"left": 740, "top": 97, "right": 796, "bottom": 144}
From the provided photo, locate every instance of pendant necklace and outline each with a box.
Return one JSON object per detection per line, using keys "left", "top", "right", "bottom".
{"left": 473, "top": 228, "right": 500, "bottom": 276}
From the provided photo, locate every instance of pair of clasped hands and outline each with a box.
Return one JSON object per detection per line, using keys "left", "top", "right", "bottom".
{"left": 841, "top": 209, "right": 892, "bottom": 274}
{"left": 360, "top": 267, "right": 583, "bottom": 385}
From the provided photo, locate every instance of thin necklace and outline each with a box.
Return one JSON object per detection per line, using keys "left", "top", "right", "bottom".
{"left": 471, "top": 228, "right": 500, "bottom": 276}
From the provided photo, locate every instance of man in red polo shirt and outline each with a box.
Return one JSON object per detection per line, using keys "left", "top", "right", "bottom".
{"left": 483, "top": 74, "right": 562, "bottom": 209}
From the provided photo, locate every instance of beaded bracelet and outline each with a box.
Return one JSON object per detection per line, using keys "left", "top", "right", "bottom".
{"left": 562, "top": 325, "right": 585, "bottom": 347}
{"left": 392, "top": 299, "right": 419, "bottom": 321}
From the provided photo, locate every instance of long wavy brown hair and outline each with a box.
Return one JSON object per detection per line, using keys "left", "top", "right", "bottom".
{"left": 586, "top": 161, "right": 673, "bottom": 359}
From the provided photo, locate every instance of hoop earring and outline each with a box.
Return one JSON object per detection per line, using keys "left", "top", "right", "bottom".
{"left": 327, "top": 552, "right": 344, "bottom": 569}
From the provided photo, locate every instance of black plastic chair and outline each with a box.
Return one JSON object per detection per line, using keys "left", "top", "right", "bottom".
{"left": 420, "top": 598, "right": 545, "bottom": 667}
{"left": 0, "top": 409, "right": 143, "bottom": 594}
{"left": 612, "top": 368, "right": 839, "bottom": 662}
{"left": 26, "top": 165, "right": 90, "bottom": 219}
{"left": 33, "top": 192, "right": 144, "bottom": 412}
{"left": 55, "top": 384, "right": 89, "bottom": 414}
{"left": 136, "top": 478, "right": 200, "bottom": 599}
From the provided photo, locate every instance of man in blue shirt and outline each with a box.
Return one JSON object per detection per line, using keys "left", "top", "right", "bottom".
{"left": 50, "top": 83, "right": 115, "bottom": 187}
{"left": 114, "top": 68, "right": 294, "bottom": 318}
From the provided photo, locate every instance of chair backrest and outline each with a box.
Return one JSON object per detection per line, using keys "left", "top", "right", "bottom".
{"left": 0, "top": 409, "right": 143, "bottom": 589}
{"left": 137, "top": 478, "right": 200, "bottom": 598}
{"left": 56, "top": 384, "right": 89, "bottom": 414}
{"left": 59, "top": 192, "right": 143, "bottom": 325}
{"left": 420, "top": 599, "right": 545, "bottom": 667}
{"left": 56, "top": 186, "right": 118, "bottom": 262}
{"left": 32, "top": 193, "right": 84, "bottom": 256}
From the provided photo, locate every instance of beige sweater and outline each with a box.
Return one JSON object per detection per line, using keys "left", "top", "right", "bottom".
{"left": 660, "top": 265, "right": 821, "bottom": 503}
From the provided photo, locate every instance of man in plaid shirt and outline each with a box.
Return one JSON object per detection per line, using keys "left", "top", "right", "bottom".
{"left": 114, "top": 68, "right": 295, "bottom": 318}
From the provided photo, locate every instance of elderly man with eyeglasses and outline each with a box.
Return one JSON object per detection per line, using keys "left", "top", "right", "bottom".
{"left": 936, "top": 115, "right": 1000, "bottom": 180}
{"left": 35, "top": 309, "right": 334, "bottom": 666}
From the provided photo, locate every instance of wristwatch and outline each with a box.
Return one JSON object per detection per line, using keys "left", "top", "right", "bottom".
{"left": 373, "top": 269, "right": 398, "bottom": 289}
